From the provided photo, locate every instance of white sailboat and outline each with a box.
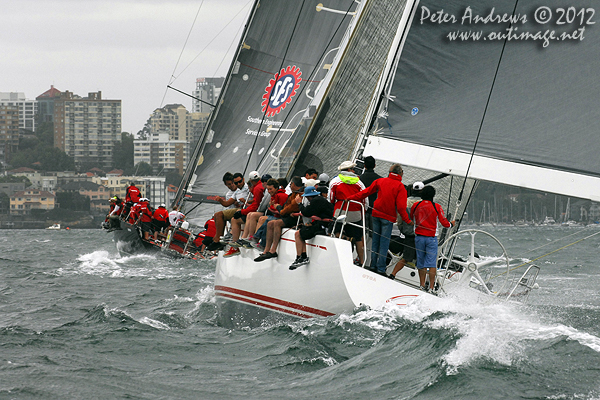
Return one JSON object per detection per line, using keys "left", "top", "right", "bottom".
{"left": 174, "top": 0, "right": 600, "bottom": 326}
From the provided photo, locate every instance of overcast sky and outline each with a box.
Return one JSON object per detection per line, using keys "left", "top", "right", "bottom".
{"left": 0, "top": 0, "right": 251, "bottom": 134}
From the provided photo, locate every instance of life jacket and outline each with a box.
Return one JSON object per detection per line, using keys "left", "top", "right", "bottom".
{"left": 126, "top": 186, "right": 141, "bottom": 203}
{"left": 128, "top": 203, "right": 141, "bottom": 223}
{"left": 153, "top": 207, "right": 169, "bottom": 222}
{"left": 138, "top": 201, "right": 153, "bottom": 222}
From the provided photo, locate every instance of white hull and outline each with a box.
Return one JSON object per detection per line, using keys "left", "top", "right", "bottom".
{"left": 214, "top": 230, "right": 430, "bottom": 324}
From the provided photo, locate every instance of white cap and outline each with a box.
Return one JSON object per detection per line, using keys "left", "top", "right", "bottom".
{"left": 160, "top": 203, "right": 166, "bottom": 207}
{"left": 248, "top": 171, "right": 260, "bottom": 180}
{"left": 412, "top": 182, "right": 424, "bottom": 191}
{"left": 318, "top": 173, "right": 329, "bottom": 183}
{"left": 305, "top": 179, "right": 319, "bottom": 187}
{"left": 140, "top": 198, "right": 149, "bottom": 202}
{"left": 338, "top": 160, "right": 356, "bottom": 171}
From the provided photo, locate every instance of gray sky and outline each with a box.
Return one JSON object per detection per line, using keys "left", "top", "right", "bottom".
{"left": 0, "top": 0, "right": 251, "bottom": 134}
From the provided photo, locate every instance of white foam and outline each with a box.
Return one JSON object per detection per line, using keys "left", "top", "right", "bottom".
{"left": 59, "top": 250, "right": 201, "bottom": 280}
{"left": 380, "top": 290, "right": 600, "bottom": 374}
{"left": 139, "top": 317, "right": 171, "bottom": 330}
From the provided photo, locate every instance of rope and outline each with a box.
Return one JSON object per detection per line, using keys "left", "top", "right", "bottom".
{"left": 493, "top": 229, "right": 600, "bottom": 279}
{"left": 456, "top": 0, "right": 521, "bottom": 203}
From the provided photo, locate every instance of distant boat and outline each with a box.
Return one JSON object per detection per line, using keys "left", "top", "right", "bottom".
{"left": 541, "top": 217, "right": 556, "bottom": 226}
{"left": 46, "top": 223, "right": 61, "bottom": 230}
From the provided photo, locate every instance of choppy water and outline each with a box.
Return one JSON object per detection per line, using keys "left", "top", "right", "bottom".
{"left": 1, "top": 226, "right": 600, "bottom": 399}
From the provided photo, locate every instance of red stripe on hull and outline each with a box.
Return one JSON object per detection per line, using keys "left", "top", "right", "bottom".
{"left": 217, "top": 292, "right": 314, "bottom": 318}
{"left": 215, "top": 285, "right": 335, "bottom": 317}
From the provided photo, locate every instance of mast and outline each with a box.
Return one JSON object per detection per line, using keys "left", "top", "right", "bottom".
{"left": 172, "top": 0, "right": 261, "bottom": 209}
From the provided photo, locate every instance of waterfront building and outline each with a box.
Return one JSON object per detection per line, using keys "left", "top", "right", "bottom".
{"left": 58, "top": 181, "right": 111, "bottom": 213}
{"left": 9, "top": 189, "right": 55, "bottom": 215}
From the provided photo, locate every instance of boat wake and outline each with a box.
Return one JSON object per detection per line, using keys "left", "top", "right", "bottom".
{"left": 244, "top": 289, "right": 600, "bottom": 377}
{"left": 57, "top": 250, "right": 200, "bottom": 279}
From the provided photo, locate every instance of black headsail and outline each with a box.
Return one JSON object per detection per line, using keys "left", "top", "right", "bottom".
{"left": 364, "top": 0, "right": 600, "bottom": 203}
{"left": 178, "top": 0, "right": 358, "bottom": 207}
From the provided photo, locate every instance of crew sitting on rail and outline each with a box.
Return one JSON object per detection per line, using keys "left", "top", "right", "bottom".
{"left": 106, "top": 196, "right": 123, "bottom": 230}
{"left": 288, "top": 186, "right": 334, "bottom": 270}
{"left": 235, "top": 174, "right": 273, "bottom": 248}
{"left": 241, "top": 178, "right": 289, "bottom": 250}
{"left": 224, "top": 171, "right": 264, "bottom": 257}
{"left": 254, "top": 176, "right": 304, "bottom": 262}
{"left": 207, "top": 172, "right": 249, "bottom": 252}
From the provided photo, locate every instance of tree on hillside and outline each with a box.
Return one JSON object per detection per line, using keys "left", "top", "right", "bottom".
{"left": 11, "top": 122, "right": 75, "bottom": 171}
{"left": 0, "top": 175, "right": 32, "bottom": 186}
{"left": 133, "top": 161, "right": 153, "bottom": 176}
{"left": 112, "top": 132, "right": 134, "bottom": 173}
{"left": 56, "top": 192, "right": 90, "bottom": 211}
{"left": 164, "top": 170, "right": 183, "bottom": 187}
{"left": 137, "top": 117, "right": 152, "bottom": 140}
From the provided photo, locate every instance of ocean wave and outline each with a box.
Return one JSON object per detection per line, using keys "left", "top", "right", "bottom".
{"left": 56, "top": 250, "right": 202, "bottom": 280}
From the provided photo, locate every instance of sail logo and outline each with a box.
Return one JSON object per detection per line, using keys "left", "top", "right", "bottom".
{"left": 261, "top": 65, "right": 302, "bottom": 117}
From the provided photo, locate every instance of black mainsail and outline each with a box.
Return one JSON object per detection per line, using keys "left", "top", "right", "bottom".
{"left": 178, "top": 0, "right": 359, "bottom": 206}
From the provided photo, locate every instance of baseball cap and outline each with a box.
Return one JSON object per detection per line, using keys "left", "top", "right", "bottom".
{"left": 302, "top": 186, "right": 320, "bottom": 197}
{"left": 338, "top": 160, "right": 356, "bottom": 171}
{"left": 413, "top": 181, "right": 424, "bottom": 191}
{"left": 248, "top": 171, "right": 260, "bottom": 180}
{"left": 261, "top": 173, "right": 272, "bottom": 182}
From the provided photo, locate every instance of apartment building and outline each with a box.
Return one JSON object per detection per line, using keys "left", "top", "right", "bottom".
{"left": 0, "top": 104, "right": 20, "bottom": 166}
{"left": 192, "top": 77, "right": 224, "bottom": 113}
{"left": 52, "top": 90, "right": 121, "bottom": 169}
{"left": 148, "top": 104, "right": 207, "bottom": 163}
{"left": 0, "top": 92, "right": 37, "bottom": 132}
{"left": 134, "top": 132, "right": 188, "bottom": 175}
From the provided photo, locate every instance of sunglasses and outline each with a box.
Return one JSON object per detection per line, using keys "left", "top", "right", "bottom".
{"left": 234, "top": 179, "right": 243, "bottom": 184}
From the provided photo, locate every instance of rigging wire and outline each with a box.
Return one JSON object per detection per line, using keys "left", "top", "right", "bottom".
{"left": 456, "top": 0, "right": 521, "bottom": 204}
{"left": 493, "top": 229, "right": 600, "bottom": 279}
{"left": 172, "top": 1, "right": 252, "bottom": 83}
{"left": 160, "top": 0, "right": 206, "bottom": 108}
{"left": 212, "top": 20, "right": 246, "bottom": 77}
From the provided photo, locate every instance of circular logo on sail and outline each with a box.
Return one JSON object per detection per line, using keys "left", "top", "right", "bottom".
{"left": 261, "top": 65, "right": 302, "bottom": 117}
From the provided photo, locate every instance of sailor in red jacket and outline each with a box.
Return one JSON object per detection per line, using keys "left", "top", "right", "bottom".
{"left": 329, "top": 160, "right": 367, "bottom": 265}
{"left": 347, "top": 163, "right": 412, "bottom": 275}
{"left": 137, "top": 198, "right": 154, "bottom": 240}
{"left": 410, "top": 185, "right": 454, "bottom": 292}
{"left": 152, "top": 204, "right": 170, "bottom": 240}
{"left": 125, "top": 182, "right": 141, "bottom": 204}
